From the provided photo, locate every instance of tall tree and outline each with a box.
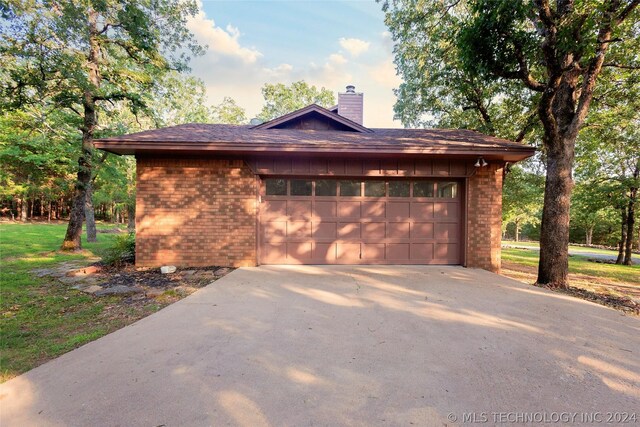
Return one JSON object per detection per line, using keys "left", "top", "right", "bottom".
{"left": 258, "top": 81, "right": 335, "bottom": 121}
{"left": 381, "top": 0, "right": 640, "bottom": 287}
{"left": 1, "top": 0, "right": 203, "bottom": 250}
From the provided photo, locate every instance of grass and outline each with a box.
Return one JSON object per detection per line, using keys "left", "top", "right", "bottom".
{"left": 503, "top": 240, "right": 637, "bottom": 259}
{"left": 0, "top": 222, "right": 163, "bottom": 382}
{"left": 501, "top": 248, "right": 640, "bottom": 308}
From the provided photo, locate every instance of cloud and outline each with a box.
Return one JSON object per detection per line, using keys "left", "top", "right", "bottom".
{"left": 339, "top": 37, "right": 371, "bottom": 57}
{"left": 369, "top": 59, "right": 401, "bottom": 89}
{"left": 187, "top": 3, "right": 262, "bottom": 64}
{"left": 328, "top": 53, "right": 347, "bottom": 65}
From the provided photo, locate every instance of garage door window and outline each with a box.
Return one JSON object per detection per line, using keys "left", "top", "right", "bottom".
{"left": 315, "top": 180, "right": 337, "bottom": 196}
{"left": 340, "top": 180, "right": 361, "bottom": 197}
{"left": 290, "top": 179, "right": 312, "bottom": 196}
{"left": 413, "top": 181, "right": 435, "bottom": 197}
{"left": 438, "top": 182, "right": 458, "bottom": 198}
{"left": 265, "top": 179, "right": 287, "bottom": 195}
{"left": 389, "top": 181, "right": 410, "bottom": 197}
{"left": 365, "top": 181, "right": 386, "bottom": 197}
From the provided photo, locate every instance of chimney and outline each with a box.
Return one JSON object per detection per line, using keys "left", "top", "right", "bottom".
{"left": 337, "top": 85, "right": 363, "bottom": 125}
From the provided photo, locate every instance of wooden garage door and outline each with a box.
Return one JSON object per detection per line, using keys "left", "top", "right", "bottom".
{"left": 259, "top": 179, "right": 462, "bottom": 265}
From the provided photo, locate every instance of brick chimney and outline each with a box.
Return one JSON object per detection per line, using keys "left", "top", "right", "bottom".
{"left": 337, "top": 85, "right": 363, "bottom": 125}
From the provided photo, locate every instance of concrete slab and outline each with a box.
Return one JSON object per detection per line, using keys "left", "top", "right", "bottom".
{"left": 1, "top": 266, "right": 639, "bottom": 426}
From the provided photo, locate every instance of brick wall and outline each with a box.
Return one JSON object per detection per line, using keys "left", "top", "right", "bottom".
{"left": 466, "top": 163, "right": 504, "bottom": 272}
{"left": 135, "top": 157, "right": 257, "bottom": 267}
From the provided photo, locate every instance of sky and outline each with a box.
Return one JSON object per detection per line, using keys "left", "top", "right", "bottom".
{"left": 186, "top": 0, "right": 403, "bottom": 127}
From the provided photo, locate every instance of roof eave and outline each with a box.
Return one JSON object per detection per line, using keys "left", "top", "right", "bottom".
{"left": 94, "top": 141, "right": 535, "bottom": 162}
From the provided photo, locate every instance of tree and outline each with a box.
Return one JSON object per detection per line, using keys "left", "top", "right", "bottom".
{"left": 503, "top": 166, "right": 545, "bottom": 242}
{"left": 212, "top": 97, "right": 247, "bottom": 125}
{"left": 381, "top": 0, "right": 640, "bottom": 287}
{"left": 258, "top": 81, "right": 335, "bottom": 121}
{"left": 150, "top": 72, "right": 214, "bottom": 127}
{"left": 1, "top": 0, "right": 203, "bottom": 250}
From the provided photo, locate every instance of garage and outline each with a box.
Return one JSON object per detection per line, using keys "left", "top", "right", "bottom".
{"left": 260, "top": 178, "right": 462, "bottom": 265}
{"left": 96, "top": 93, "right": 535, "bottom": 273}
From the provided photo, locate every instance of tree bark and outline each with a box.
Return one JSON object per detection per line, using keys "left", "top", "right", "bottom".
{"left": 19, "top": 198, "right": 27, "bottom": 222}
{"left": 515, "top": 220, "right": 520, "bottom": 242}
{"left": 61, "top": 9, "right": 100, "bottom": 251}
{"left": 48, "top": 200, "right": 52, "bottom": 222}
{"left": 85, "top": 182, "right": 97, "bottom": 242}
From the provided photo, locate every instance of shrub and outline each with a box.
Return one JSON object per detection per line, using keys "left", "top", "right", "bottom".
{"left": 102, "top": 232, "right": 135, "bottom": 267}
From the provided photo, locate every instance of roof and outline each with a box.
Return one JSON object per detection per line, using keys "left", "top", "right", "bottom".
{"left": 95, "top": 104, "right": 535, "bottom": 162}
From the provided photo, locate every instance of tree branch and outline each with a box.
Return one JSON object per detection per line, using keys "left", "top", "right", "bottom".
{"left": 617, "top": 0, "right": 640, "bottom": 23}
{"left": 602, "top": 62, "right": 640, "bottom": 69}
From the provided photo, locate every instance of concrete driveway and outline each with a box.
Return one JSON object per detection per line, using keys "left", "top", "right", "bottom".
{"left": 1, "top": 266, "right": 639, "bottom": 426}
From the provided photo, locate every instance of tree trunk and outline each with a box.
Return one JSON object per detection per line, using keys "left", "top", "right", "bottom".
{"left": 85, "top": 182, "right": 97, "bottom": 242}
{"left": 127, "top": 203, "right": 135, "bottom": 231}
{"left": 537, "top": 136, "right": 575, "bottom": 287}
{"left": 48, "top": 201, "right": 52, "bottom": 222}
{"left": 515, "top": 220, "right": 520, "bottom": 242}
{"left": 585, "top": 227, "right": 593, "bottom": 246}
{"left": 616, "top": 208, "right": 627, "bottom": 264}
{"left": 623, "top": 187, "right": 637, "bottom": 265}
{"left": 19, "top": 198, "right": 27, "bottom": 222}
{"left": 61, "top": 9, "right": 100, "bottom": 251}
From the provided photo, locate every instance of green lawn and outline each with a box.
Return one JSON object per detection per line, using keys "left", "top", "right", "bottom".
{"left": 503, "top": 240, "right": 636, "bottom": 258}
{"left": 502, "top": 248, "right": 640, "bottom": 284}
{"left": 0, "top": 222, "right": 159, "bottom": 382}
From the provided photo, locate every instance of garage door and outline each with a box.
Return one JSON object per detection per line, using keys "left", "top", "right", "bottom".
{"left": 259, "top": 178, "right": 462, "bottom": 264}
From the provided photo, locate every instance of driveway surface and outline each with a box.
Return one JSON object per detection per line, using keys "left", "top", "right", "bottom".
{"left": 1, "top": 266, "right": 639, "bottom": 426}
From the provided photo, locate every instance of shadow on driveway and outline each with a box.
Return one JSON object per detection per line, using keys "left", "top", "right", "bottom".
{"left": 1, "top": 266, "right": 639, "bottom": 426}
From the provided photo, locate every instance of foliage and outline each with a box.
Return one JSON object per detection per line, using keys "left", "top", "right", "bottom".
{"left": 257, "top": 80, "right": 335, "bottom": 121}
{"left": 211, "top": 97, "right": 247, "bottom": 125}
{"left": 1, "top": 0, "right": 204, "bottom": 249}
{"left": 381, "top": 0, "right": 640, "bottom": 285}
{"left": 102, "top": 232, "right": 135, "bottom": 266}
{"left": 502, "top": 165, "right": 544, "bottom": 241}
{"left": 149, "top": 72, "right": 215, "bottom": 127}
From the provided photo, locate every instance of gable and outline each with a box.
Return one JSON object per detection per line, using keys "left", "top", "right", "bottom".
{"left": 252, "top": 104, "right": 373, "bottom": 133}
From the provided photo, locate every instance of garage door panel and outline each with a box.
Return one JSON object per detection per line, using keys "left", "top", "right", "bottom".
{"left": 363, "top": 222, "right": 385, "bottom": 239}
{"left": 411, "top": 243, "right": 434, "bottom": 260}
{"left": 434, "top": 223, "right": 458, "bottom": 240}
{"left": 314, "top": 242, "right": 337, "bottom": 262}
{"left": 339, "top": 223, "right": 361, "bottom": 239}
{"left": 287, "top": 200, "right": 312, "bottom": 219}
{"left": 338, "top": 201, "right": 361, "bottom": 218}
{"left": 435, "top": 243, "right": 458, "bottom": 260}
{"left": 314, "top": 222, "right": 337, "bottom": 239}
{"left": 387, "top": 243, "right": 409, "bottom": 260}
{"left": 314, "top": 201, "right": 336, "bottom": 217}
{"left": 263, "top": 200, "right": 287, "bottom": 219}
{"left": 362, "top": 201, "right": 386, "bottom": 218}
{"left": 388, "top": 222, "right": 410, "bottom": 238}
{"left": 288, "top": 242, "right": 313, "bottom": 260}
{"left": 362, "top": 243, "right": 385, "bottom": 260}
{"left": 337, "top": 243, "right": 361, "bottom": 261}
{"left": 411, "top": 202, "right": 434, "bottom": 219}
{"left": 412, "top": 222, "right": 434, "bottom": 239}
{"left": 264, "top": 221, "right": 287, "bottom": 240}
{"left": 289, "top": 221, "right": 311, "bottom": 238}
{"left": 262, "top": 243, "right": 286, "bottom": 263}
{"left": 387, "top": 202, "right": 410, "bottom": 219}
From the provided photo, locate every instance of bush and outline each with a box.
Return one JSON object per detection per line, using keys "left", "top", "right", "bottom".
{"left": 102, "top": 232, "right": 135, "bottom": 267}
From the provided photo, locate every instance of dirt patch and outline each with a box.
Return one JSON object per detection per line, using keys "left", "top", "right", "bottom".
{"left": 501, "top": 261, "right": 639, "bottom": 316}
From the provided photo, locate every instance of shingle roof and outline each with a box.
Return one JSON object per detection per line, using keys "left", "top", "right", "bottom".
{"left": 95, "top": 122, "right": 535, "bottom": 161}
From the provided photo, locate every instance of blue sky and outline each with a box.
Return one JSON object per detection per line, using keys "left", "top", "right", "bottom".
{"left": 187, "top": 0, "right": 402, "bottom": 127}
